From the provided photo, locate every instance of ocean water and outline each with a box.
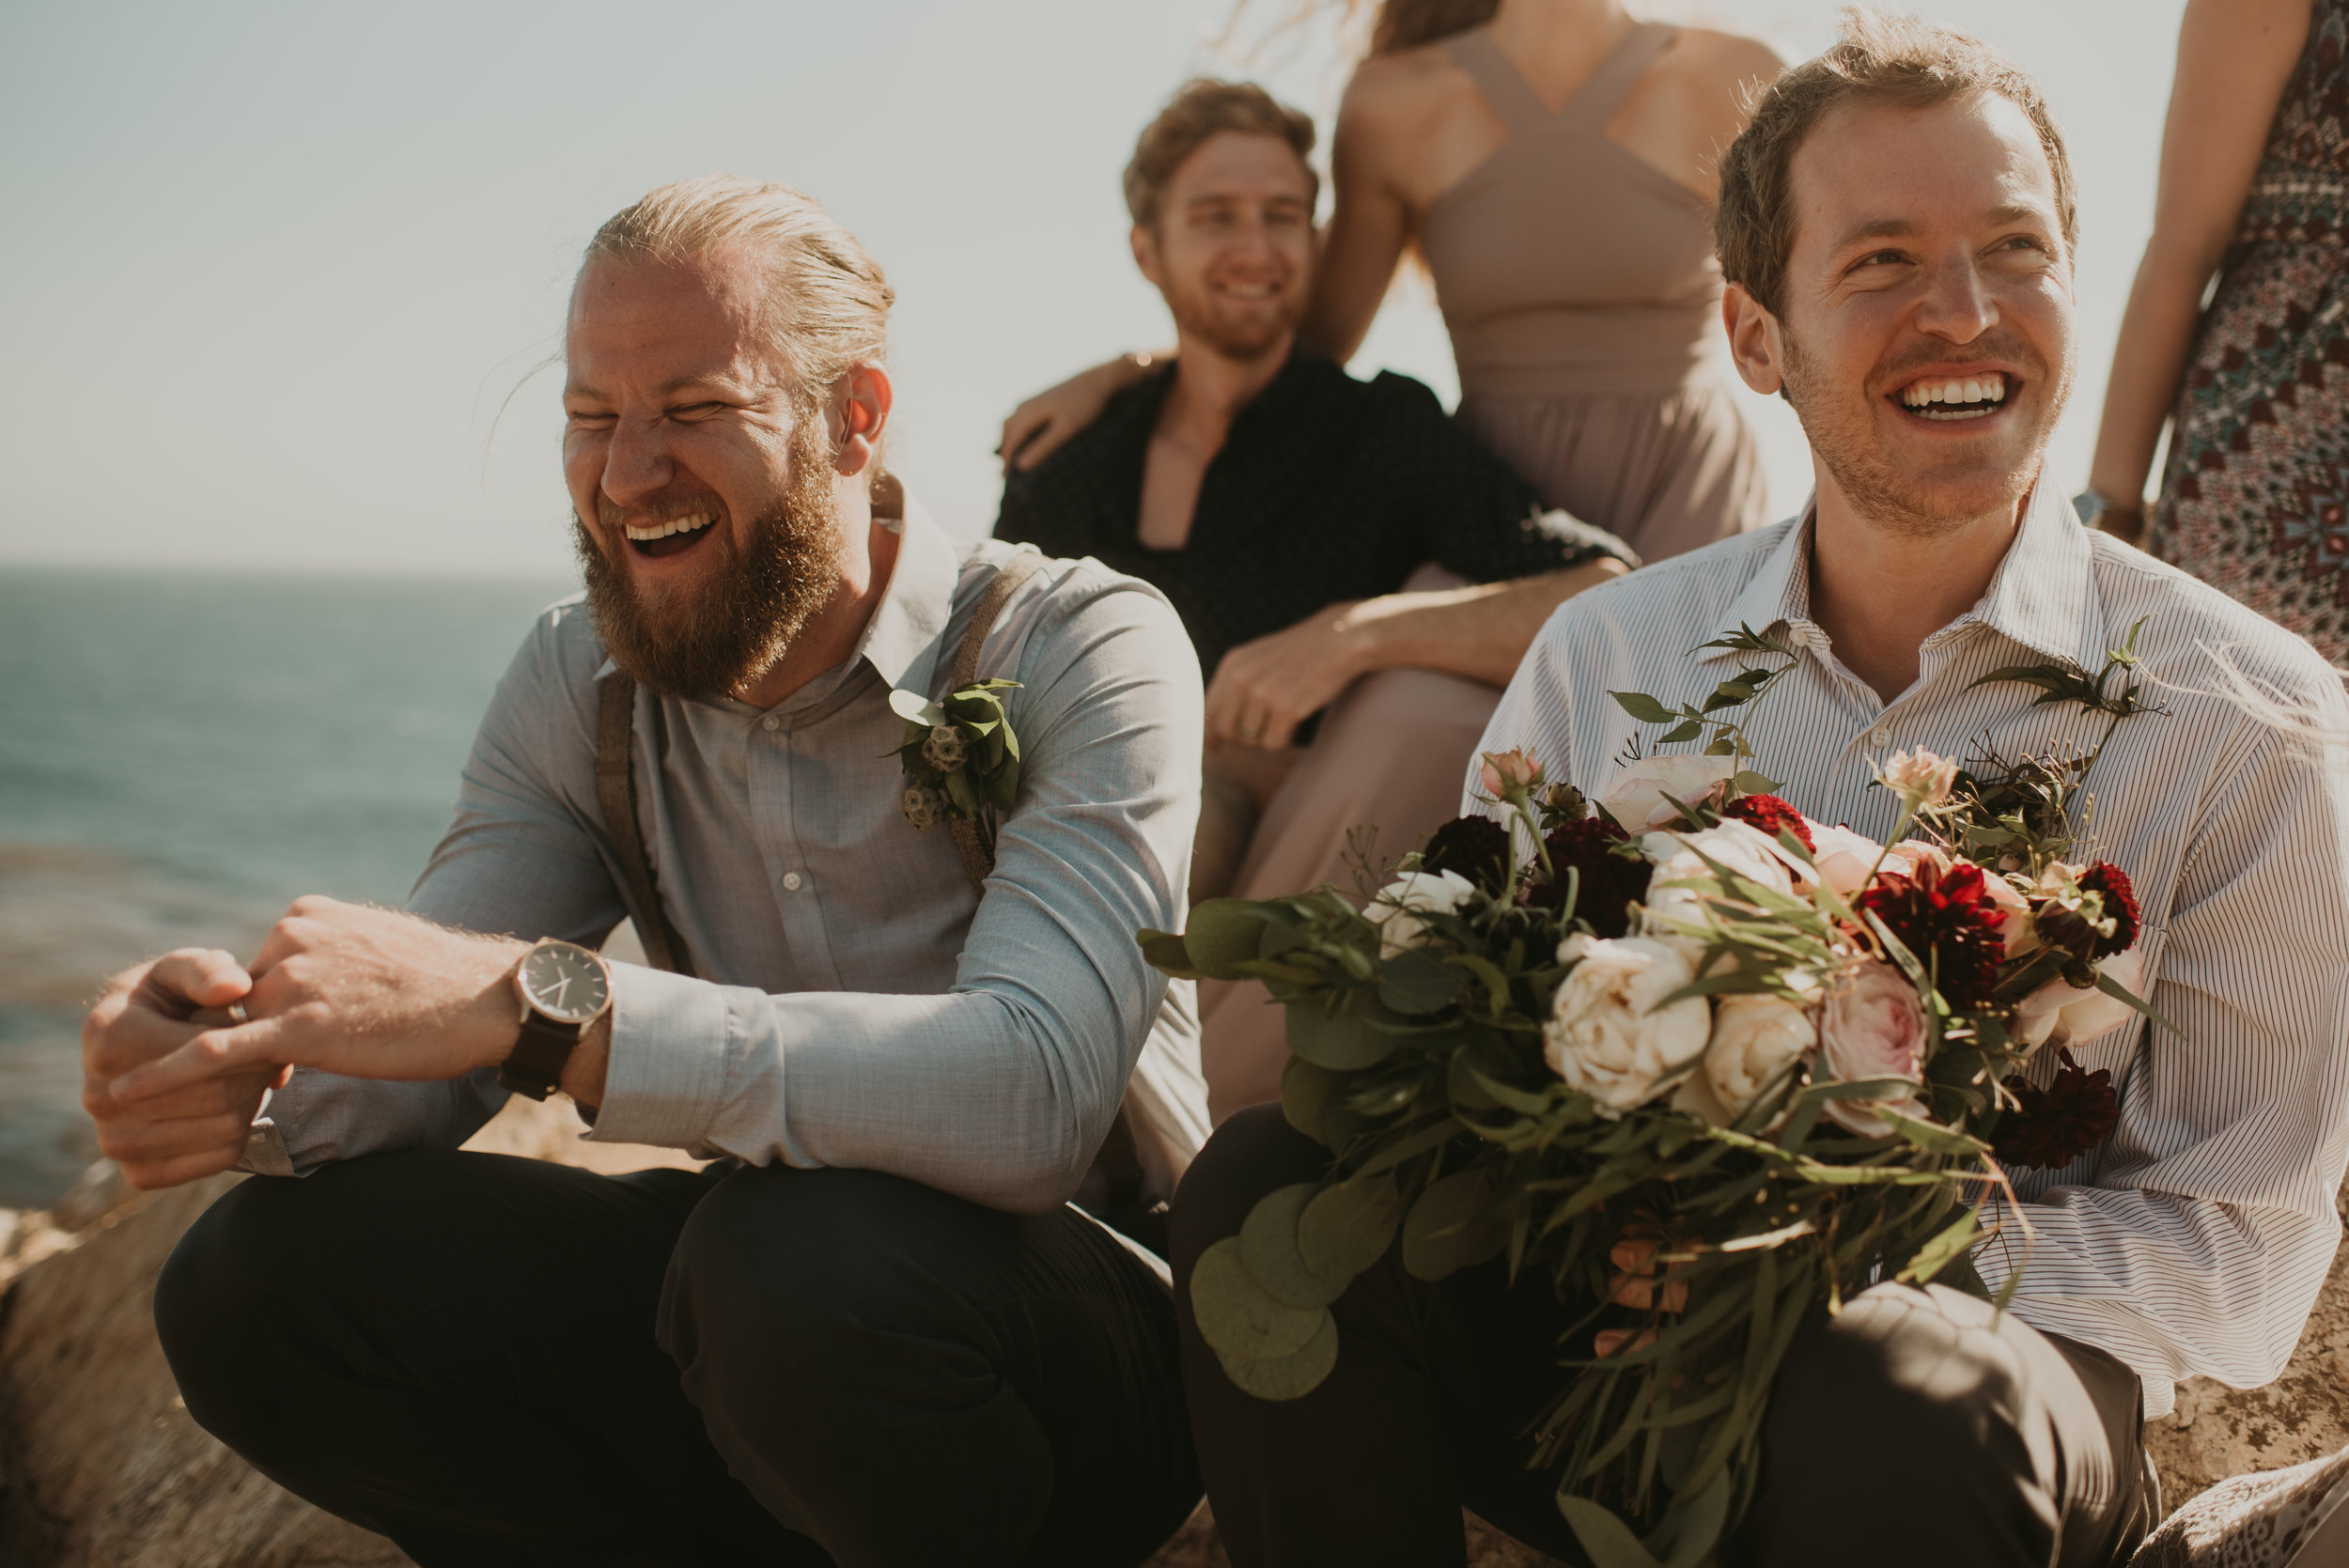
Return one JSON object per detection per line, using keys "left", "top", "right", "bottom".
{"left": 0, "top": 567, "right": 575, "bottom": 1207}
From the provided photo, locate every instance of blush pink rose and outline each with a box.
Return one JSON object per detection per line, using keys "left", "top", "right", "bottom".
{"left": 1807, "top": 825, "right": 1951, "bottom": 898}
{"left": 1597, "top": 753, "right": 1739, "bottom": 831}
{"left": 1817, "top": 958, "right": 1932, "bottom": 1136}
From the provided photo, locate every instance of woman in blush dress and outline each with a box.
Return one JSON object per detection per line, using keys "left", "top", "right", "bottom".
{"left": 2085, "top": 0, "right": 2347, "bottom": 661}
{"left": 1001, "top": 0, "right": 1782, "bottom": 564}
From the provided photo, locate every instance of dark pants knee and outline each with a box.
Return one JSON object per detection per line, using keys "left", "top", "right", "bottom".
{"left": 1736, "top": 1282, "right": 2148, "bottom": 1568}
{"left": 661, "top": 1163, "right": 1193, "bottom": 1568}
{"left": 155, "top": 1174, "right": 323, "bottom": 1464}
{"left": 1168, "top": 1103, "right": 1327, "bottom": 1276}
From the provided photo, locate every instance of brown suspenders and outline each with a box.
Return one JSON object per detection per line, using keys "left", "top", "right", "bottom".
{"left": 594, "top": 550, "right": 1045, "bottom": 970}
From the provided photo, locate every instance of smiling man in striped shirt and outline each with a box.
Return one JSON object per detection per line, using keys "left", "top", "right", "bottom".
{"left": 1170, "top": 13, "right": 2349, "bottom": 1568}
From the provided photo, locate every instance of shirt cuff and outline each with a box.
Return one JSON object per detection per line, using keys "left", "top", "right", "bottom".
{"left": 586, "top": 961, "right": 736, "bottom": 1150}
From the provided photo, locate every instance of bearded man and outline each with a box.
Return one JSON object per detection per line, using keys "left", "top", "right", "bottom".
{"left": 1170, "top": 14, "right": 2349, "bottom": 1568}
{"left": 82, "top": 177, "right": 1211, "bottom": 1567}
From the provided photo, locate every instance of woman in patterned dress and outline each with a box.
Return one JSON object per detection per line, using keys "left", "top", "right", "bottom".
{"left": 2087, "top": 0, "right": 2348, "bottom": 661}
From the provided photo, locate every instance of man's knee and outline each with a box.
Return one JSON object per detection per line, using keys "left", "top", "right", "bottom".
{"left": 1772, "top": 1282, "right": 2036, "bottom": 1453}
{"left": 659, "top": 1165, "right": 976, "bottom": 1432}
{"left": 1168, "top": 1104, "right": 1329, "bottom": 1277}
{"left": 155, "top": 1175, "right": 317, "bottom": 1452}
{"left": 1744, "top": 1281, "right": 2058, "bottom": 1562}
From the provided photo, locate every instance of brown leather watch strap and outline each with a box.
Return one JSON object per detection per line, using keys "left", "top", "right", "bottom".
{"left": 498, "top": 1012, "right": 583, "bottom": 1101}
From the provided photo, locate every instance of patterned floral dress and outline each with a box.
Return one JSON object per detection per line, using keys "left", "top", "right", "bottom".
{"left": 2147, "top": 0, "right": 2349, "bottom": 662}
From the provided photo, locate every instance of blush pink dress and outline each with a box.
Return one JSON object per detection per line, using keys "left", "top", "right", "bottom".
{"left": 1422, "top": 23, "right": 1768, "bottom": 562}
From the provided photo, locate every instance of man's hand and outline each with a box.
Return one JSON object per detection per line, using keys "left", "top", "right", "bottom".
{"left": 83, "top": 949, "right": 289, "bottom": 1189}
{"left": 1205, "top": 603, "right": 1371, "bottom": 752}
{"left": 101, "top": 897, "right": 528, "bottom": 1110}
{"left": 1595, "top": 1233, "right": 1690, "bottom": 1358}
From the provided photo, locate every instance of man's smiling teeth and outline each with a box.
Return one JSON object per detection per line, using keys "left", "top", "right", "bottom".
{"left": 623, "top": 513, "right": 714, "bottom": 542}
{"left": 1900, "top": 373, "right": 2009, "bottom": 418}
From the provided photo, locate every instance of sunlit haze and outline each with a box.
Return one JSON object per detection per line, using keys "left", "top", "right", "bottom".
{"left": 2, "top": 1, "right": 2177, "bottom": 576}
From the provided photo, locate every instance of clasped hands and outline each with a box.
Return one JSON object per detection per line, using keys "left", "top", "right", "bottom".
{"left": 80, "top": 897, "right": 534, "bottom": 1189}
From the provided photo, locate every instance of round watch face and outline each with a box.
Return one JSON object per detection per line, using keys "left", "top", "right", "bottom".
{"left": 517, "top": 941, "right": 610, "bottom": 1026}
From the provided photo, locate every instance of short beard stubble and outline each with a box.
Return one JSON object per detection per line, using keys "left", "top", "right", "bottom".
{"left": 1780, "top": 324, "right": 2073, "bottom": 542}
{"left": 575, "top": 416, "right": 845, "bottom": 700}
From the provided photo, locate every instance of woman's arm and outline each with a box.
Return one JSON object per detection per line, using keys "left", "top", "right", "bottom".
{"left": 2087, "top": 0, "right": 2311, "bottom": 541}
{"left": 999, "top": 351, "right": 1163, "bottom": 474}
{"left": 1301, "top": 65, "right": 1423, "bottom": 365}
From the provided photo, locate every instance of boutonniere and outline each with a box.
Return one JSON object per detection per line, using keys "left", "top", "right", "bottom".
{"left": 890, "top": 677, "right": 1022, "bottom": 856}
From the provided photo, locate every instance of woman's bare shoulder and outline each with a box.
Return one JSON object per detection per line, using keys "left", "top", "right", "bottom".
{"left": 1340, "top": 42, "right": 1472, "bottom": 132}
{"left": 1666, "top": 27, "right": 1787, "bottom": 96}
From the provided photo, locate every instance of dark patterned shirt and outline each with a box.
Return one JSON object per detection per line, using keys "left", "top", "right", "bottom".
{"left": 994, "top": 351, "right": 1636, "bottom": 679}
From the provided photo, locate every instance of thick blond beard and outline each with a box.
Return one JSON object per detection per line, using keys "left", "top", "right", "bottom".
{"left": 1781, "top": 325, "right": 2069, "bottom": 541}
{"left": 576, "top": 417, "right": 844, "bottom": 699}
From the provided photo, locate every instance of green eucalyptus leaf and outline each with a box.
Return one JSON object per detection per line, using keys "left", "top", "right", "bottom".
{"left": 1241, "top": 1184, "right": 1355, "bottom": 1308}
{"left": 1286, "top": 1002, "right": 1399, "bottom": 1071}
{"left": 1137, "top": 930, "right": 1203, "bottom": 979}
{"left": 1610, "top": 691, "right": 1678, "bottom": 724}
{"left": 1185, "top": 899, "right": 1275, "bottom": 980}
{"left": 1377, "top": 950, "right": 1458, "bottom": 1016}
{"left": 1282, "top": 1057, "right": 1345, "bottom": 1144}
{"left": 1298, "top": 1172, "right": 1403, "bottom": 1279}
{"left": 1896, "top": 1207, "right": 1981, "bottom": 1285}
{"left": 1189, "top": 1236, "right": 1328, "bottom": 1361}
{"left": 1558, "top": 1498, "right": 1671, "bottom": 1568}
{"left": 1216, "top": 1311, "right": 1340, "bottom": 1401}
{"left": 1400, "top": 1168, "right": 1509, "bottom": 1281}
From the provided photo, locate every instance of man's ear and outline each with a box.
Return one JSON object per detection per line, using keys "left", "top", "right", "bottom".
{"left": 1130, "top": 224, "right": 1164, "bottom": 288}
{"left": 1722, "top": 283, "right": 1789, "bottom": 401}
{"left": 832, "top": 363, "right": 894, "bottom": 479}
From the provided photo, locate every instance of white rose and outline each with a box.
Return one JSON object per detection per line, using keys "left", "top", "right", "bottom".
{"left": 1637, "top": 819, "right": 1797, "bottom": 964}
{"left": 1545, "top": 935, "right": 1713, "bottom": 1115}
{"left": 1598, "top": 753, "right": 1740, "bottom": 831}
{"left": 2014, "top": 950, "right": 2146, "bottom": 1052}
{"left": 1364, "top": 869, "right": 1478, "bottom": 957}
{"left": 1703, "top": 993, "right": 1816, "bottom": 1123}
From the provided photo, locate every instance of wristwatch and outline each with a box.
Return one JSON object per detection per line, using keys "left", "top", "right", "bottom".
{"left": 498, "top": 939, "right": 614, "bottom": 1100}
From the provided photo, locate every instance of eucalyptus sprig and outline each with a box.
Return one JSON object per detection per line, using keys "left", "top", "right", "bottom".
{"left": 1608, "top": 625, "right": 1800, "bottom": 765}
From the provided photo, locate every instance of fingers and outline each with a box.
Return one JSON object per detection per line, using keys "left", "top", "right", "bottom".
{"left": 117, "top": 1143, "right": 250, "bottom": 1192}
{"left": 1595, "top": 1327, "right": 1660, "bottom": 1358}
{"left": 85, "top": 1065, "right": 278, "bottom": 1126}
{"left": 138, "top": 948, "right": 255, "bottom": 1013}
{"left": 106, "top": 1017, "right": 289, "bottom": 1104}
{"left": 999, "top": 405, "right": 1050, "bottom": 472}
{"left": 95, "top": 1106, "right": 257, "bottom": 1168}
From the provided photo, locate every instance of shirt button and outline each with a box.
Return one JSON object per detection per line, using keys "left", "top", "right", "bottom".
{"left": 1870, "top": 725, "right": 1893, "bottom": 748}
{"left": 761, "top": 715, "right": 781, "bottom": 733}
{"left": 782, "top": 872, "right": 803, "bottom": 892}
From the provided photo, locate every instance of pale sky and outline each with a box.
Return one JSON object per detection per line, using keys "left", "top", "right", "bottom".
{"left": 0, "top": 1, "right": 2178, "bottom": 575}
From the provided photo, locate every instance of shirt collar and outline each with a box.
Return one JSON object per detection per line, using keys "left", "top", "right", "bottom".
{"left": 857, "top": 493, "right": 957, "bottom": 695}
{"left": 1703, "top": 478, "right": 2096, "bottom": 668}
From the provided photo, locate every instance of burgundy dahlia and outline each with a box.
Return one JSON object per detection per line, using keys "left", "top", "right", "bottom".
{"left": 1528, "top": 816, "right": 1649, "bottom": 937}
{"left": 1421, "top": 815, "right": 1514, "bottom": 894}
{"left": 2078, "top": 862, "right": 2140, "bottom": 958}
{"left": 1993, "top": 1049, "right": 2120, "bottom": 1170}
{"left": 1720, "top": 793, "right": 1816, "bottom": 852}
{"left": 1852, "top": 859, "right": 2009, "bottom": 1011}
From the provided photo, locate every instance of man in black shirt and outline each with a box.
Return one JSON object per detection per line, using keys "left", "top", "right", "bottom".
{"left": 996, "top": 79, "right": 1633, "bottom": 1119}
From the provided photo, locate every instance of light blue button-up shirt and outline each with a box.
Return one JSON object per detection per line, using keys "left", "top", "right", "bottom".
{"left": 247, "top": 504, "right": 1212, "bottom": 1213}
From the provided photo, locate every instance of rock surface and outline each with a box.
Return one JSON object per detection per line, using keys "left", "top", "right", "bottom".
{"left": 2145, "top": 1181, "right": 2349, "bottom": 1512}
{"left": 1, "top": 1102, "right": 2340, "bottom": 1564}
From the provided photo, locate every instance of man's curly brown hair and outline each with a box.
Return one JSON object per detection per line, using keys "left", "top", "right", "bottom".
{"left": 1715, "top": 8, "right": 2078, "bottom": 320}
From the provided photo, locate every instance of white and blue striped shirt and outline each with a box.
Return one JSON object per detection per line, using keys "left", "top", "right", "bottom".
{"left": 1474, "top": 481, "right": 2349, "bottom": 1418}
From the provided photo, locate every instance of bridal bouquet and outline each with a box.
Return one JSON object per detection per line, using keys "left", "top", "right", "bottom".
{"left": 1140, "top": 626, "right": 2164, "bottom": 1568}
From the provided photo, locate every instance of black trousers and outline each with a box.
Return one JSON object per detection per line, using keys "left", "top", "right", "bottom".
{"left": 1172, "top": 1107, "right": 2157, "bottom": 1568}
{"left": 154, "top": 1151, "right": 1200, "bottom": 1568}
